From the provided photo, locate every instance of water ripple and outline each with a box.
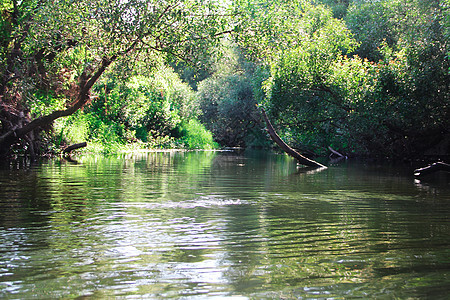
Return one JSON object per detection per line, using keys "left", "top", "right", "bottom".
{"left": 1, "top": 152, "right": 450, "bottom": 299}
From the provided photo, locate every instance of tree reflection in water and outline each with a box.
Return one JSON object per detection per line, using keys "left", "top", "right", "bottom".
{"left": 0, "top": 151, "right": 449, "bottom": 298}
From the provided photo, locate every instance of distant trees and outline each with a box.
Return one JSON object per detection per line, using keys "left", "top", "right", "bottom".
{"left": 196, "top": 45, "right": 267, "bottom": 147}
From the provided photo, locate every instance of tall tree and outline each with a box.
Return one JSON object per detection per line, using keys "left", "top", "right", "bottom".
{"left": 0, "top": 0, "right": 234, "bottom": 158}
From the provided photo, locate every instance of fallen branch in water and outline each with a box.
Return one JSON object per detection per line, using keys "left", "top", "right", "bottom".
{"left": 414, "top": 162, "right": 450, "bottom": 177}
{"left": 328, "top": 146, "right": 346, "bottom": 158}
{"left": 260, "top": 108, "right": 326, "bottom": 169}
{"left": 63, "top": 142, "right": 87, "bottom": 155}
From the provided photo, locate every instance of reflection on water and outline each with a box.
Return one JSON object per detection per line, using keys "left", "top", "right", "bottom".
{"left": 0, "top": 151, "right": 449, "bottom": 299}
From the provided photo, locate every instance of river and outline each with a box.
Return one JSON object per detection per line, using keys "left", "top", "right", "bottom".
{"left": 1, "top": 151, "right": 449, "bottom": 299}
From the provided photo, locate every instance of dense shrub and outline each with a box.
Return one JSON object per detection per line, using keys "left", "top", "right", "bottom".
{"left": 197, "top": 74, "right": 256, "bottom": 147}
{"left": 33, "top": 63, "right": 214, "bottom": 153}
{"left": 260, "top": 0, "right": 449, "bottom": 157}
{"left": 196, "top": 44, "right": 267, "bottom": 148}
{"left": 177, "top": 119, "right": 218, "bottom": 150}
{"left": 82, "top": 66, "right": 203, "bottom": 149}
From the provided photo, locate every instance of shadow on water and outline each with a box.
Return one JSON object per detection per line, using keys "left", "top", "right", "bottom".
{"left": 0, "top": 150, "right": 449, "bottom": 298}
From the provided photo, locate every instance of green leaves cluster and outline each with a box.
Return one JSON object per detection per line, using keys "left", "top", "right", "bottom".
{"left": 2, "top": 0, "right": 448, "bottom": 156}
{"left": 234, "top": 0, "right": 449, "bottom": 157}
{"left": 85, "top": 65, "right": 200, "bottom": 147}
{"left": 196, "top": 45, "right": 266, "bottom": 147}
{"left": 51, "top": 63, "right": 218, "bottom": 151}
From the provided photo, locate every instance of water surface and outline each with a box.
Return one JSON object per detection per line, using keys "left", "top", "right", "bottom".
{"left": 1, "top": 151, "right": 449, "bottom": 298}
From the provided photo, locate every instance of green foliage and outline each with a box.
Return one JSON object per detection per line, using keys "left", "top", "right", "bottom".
{"left": 170, "top": 61, "right": 211, "bottom": 91}
{"left": 241, "top": 0, "right": 449, "bottom": 157}
{"left": 444, "top": 0, "right": 450, "bottom": 72}
{"left": 81, "top": 63, "right": 218, "bottom": 152}
{"left": 1, "top": 0, "right": 237, "bottom": 156}
{"left": 54, "top": 110, "right": 90, "bottom": 145}
{"left": 91, "top": 65, "right": 196, "bottom": 139}
{"left": 257, "top": 3, "right": 356, "bottom": 149}
{"left": 345, "top": 1, "right": 398, "bottom": 62}
{"left": 27, "top": 91, "right": 66, "bottom": 117}
{"left": 25, "top": 59, "right": 218, "bottom": 153}
{"left": 195, "top": 44, "right": 267, "bottom": 148}
{"left": 197, "top": 74, "right": 254, "bottom": 147}
{"left": 234, "top": 0, "right": 354, "bottom": 62}
{"left": 2, "top": 0, "right": 448, "bottom": 158}
{"left": 317, "top": 0, "right": 350, "bottom": 19}
{"left": 177, "top": 119, "right": 218, "bottom": 150}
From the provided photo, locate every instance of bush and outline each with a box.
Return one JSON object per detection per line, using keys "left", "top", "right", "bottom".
{"left": 53, "top": 110, "right": 90, "bottom": 146}
{"left": 197, "top": 74, "right": 264, "bottom": 147}
{"left": 177, "top": 119, "right": 218, "bottom": 150}
{"left": 85, "top": 64, "right": 200, "bottom": 150}
{"left": 258, "top": 0, "right": 449, "bottom": 157}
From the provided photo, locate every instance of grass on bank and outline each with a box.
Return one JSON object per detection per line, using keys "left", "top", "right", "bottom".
{"left": 52, "top": 112, "right": 218, "bottom": 155}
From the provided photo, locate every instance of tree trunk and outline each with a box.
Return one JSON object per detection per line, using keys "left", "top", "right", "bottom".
{"left": 0, "top": 56, "right": 114, "bottom": 158}
{"left": 260, "top": 108, "right": 326, "bottom": 168}
{"left": 63, "top": 142, "right": 87, "bottom": 154}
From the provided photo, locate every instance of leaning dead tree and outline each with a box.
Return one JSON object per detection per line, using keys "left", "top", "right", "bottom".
{"left": 260, "top": 108, "right": 326, "bottom": 168}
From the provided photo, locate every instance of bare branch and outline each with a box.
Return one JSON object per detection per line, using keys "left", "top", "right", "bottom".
{"left": 260, "top": 107, "right": 326, "bottom": 168}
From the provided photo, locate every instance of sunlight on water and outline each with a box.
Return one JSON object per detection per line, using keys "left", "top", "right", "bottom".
{"left": 0, "top": 151, "right": 449, "bottom": 298}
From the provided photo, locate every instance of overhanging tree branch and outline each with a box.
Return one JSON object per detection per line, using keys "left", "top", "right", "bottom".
{"left": 1, "top": 0, "right": 237, "bottom": 157}
{"left": 4, "top": 56, "right": 115, "bottom": 142}
{"left": 7, "top": 38, "right": 141, "bottom": 142}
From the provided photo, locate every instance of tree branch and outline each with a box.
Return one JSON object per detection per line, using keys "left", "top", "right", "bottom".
{"left": 414, "top": 162, "right": 450, "bottom": 177}
{"left": 63, "top": 142, "right": 87, "bottom": 154}
{"left": 12, "top": 55, "right": 116, "bottom": 140}
{"left": 261, "top": 107, "right": 326, "bottom": 168}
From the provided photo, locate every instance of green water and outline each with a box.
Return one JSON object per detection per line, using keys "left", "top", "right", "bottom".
{"left": 0, "top": 151, "right": 449, "bottom": 299}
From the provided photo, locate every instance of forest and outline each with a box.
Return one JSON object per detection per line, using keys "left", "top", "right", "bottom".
{"left": 1, "top": 0, "right": 449, "bottom": 160}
